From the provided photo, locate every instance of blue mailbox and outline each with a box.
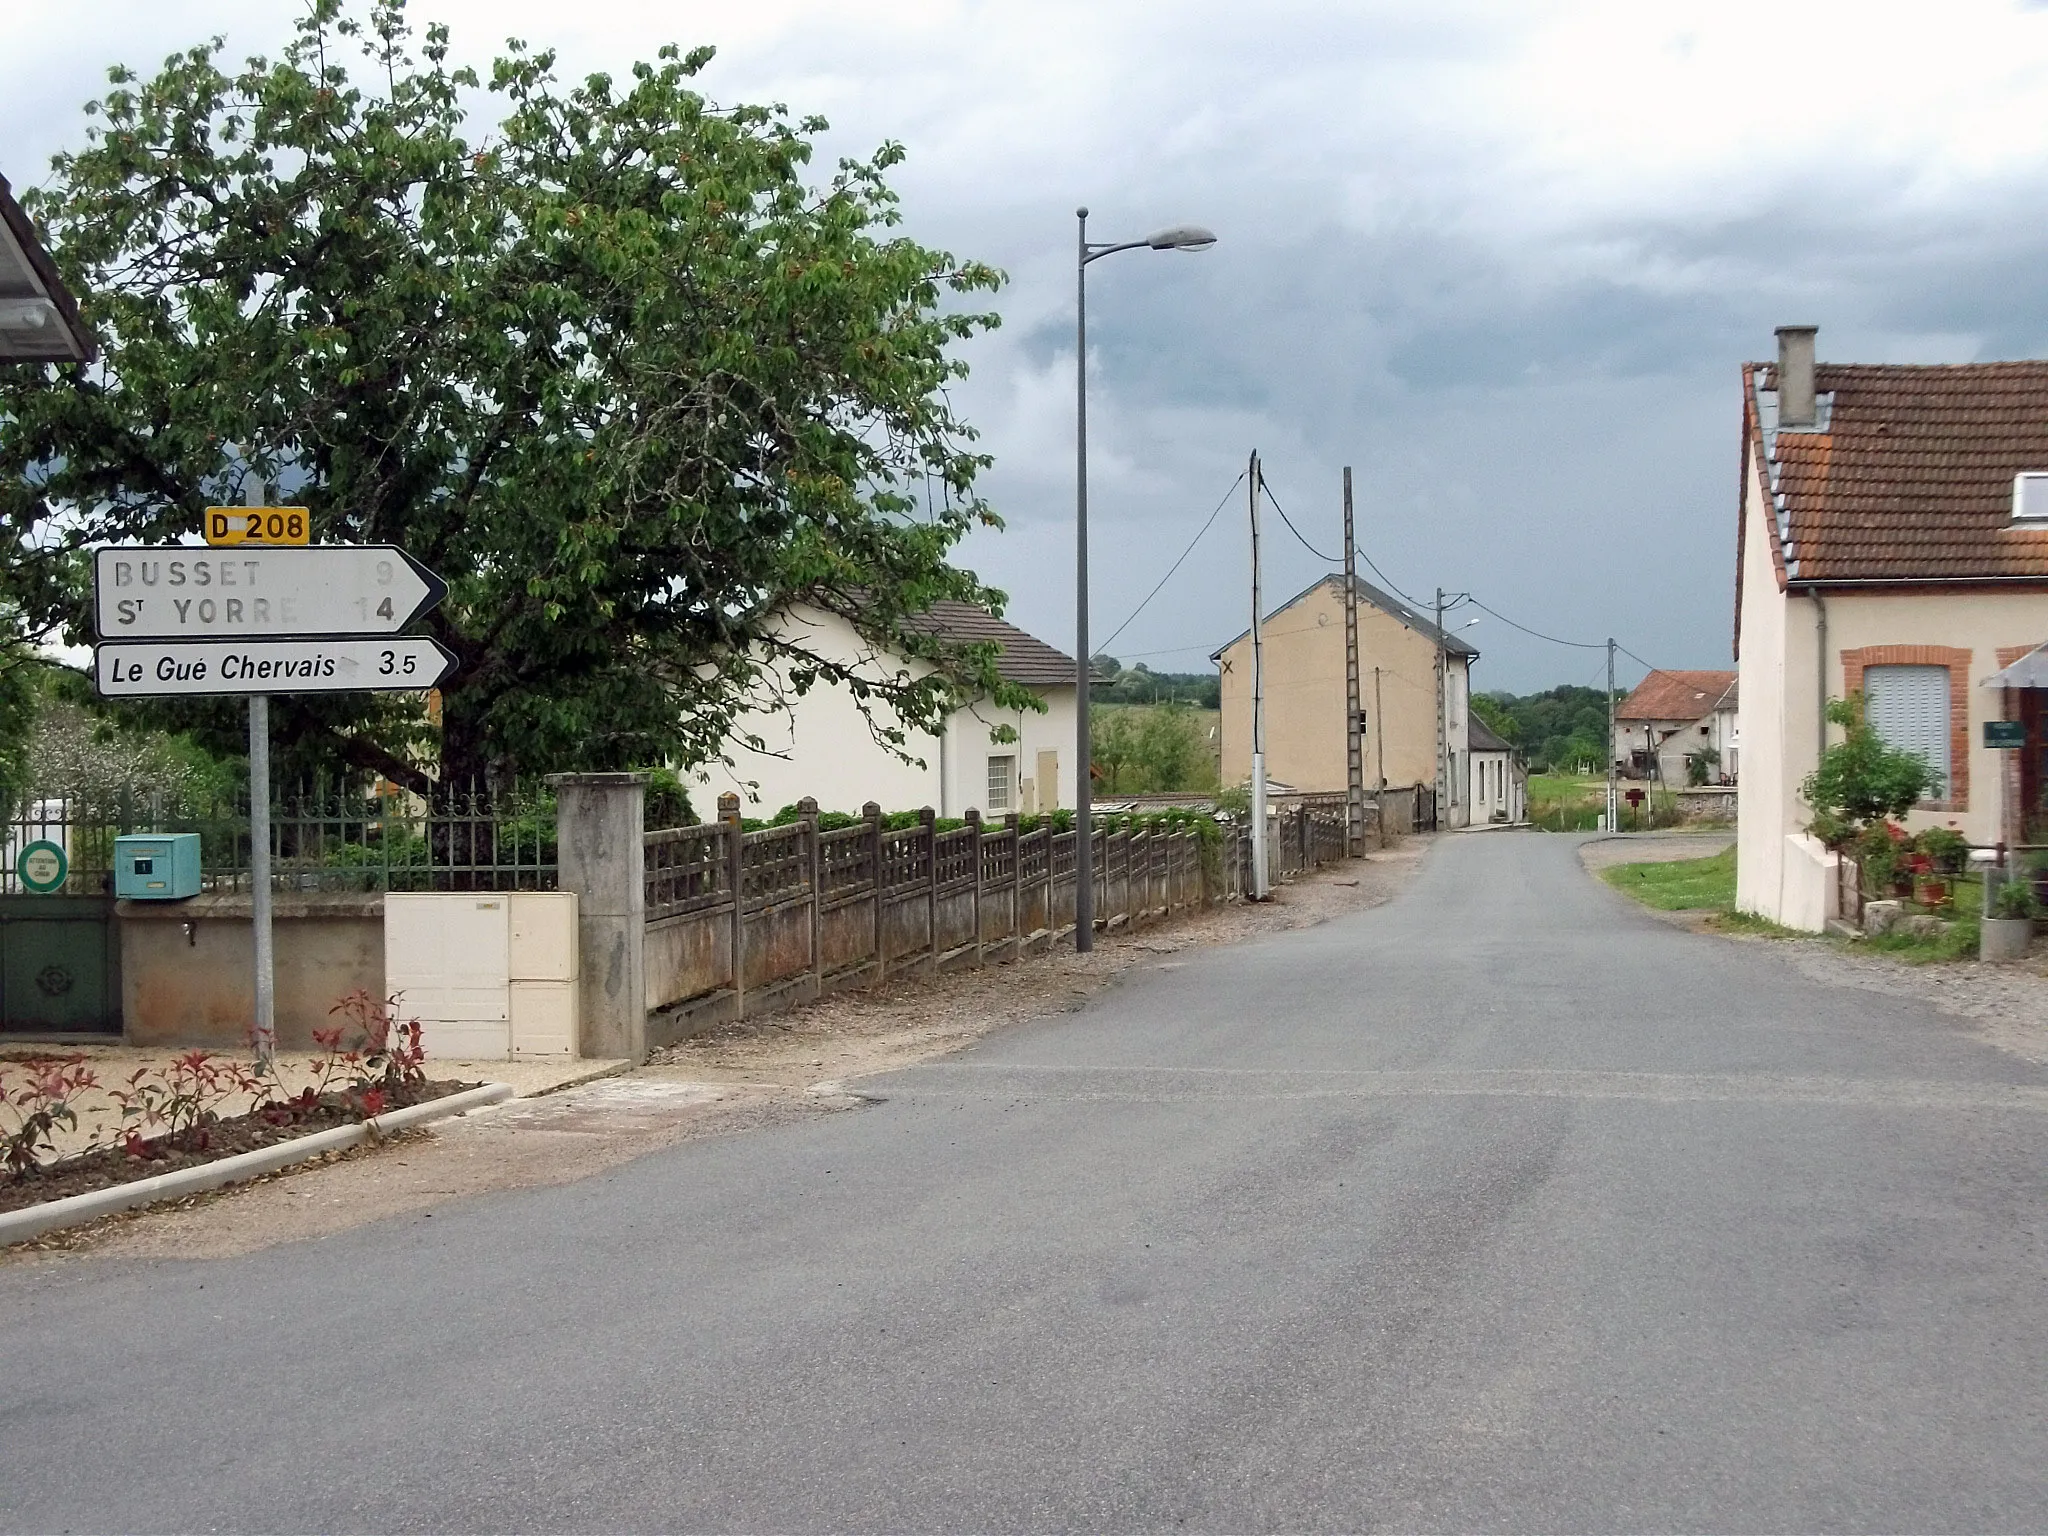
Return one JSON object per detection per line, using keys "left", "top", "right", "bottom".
{"left": 114, "top": 833, "right": 203, "bottom": 899}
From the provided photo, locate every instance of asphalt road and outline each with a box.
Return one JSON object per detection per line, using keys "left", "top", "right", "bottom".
{"left": 5, "top": 834, "right": 2045, "bottom": 1533}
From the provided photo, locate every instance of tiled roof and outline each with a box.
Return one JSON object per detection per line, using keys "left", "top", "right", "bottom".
{"left": 1210, "top": 574, "right": 1480, "bottom": 659}
{"left": 1468, "top": 714, "right": 1515, "bottom": 753}
{"left": 1618, "top": 669, "right": 1738, "bottom": 722}
{"left": 900, "top": 601, "right": 1076, "bottom": 687}
{"left": 1751, "top": 360, "right": 2048, "bottom": 583}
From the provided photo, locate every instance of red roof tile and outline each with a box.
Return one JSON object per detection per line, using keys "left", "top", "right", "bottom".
{"left": 1618, "top": 669, "right": 1737, "bottom": 722}
{"left": 1756, "top": 360, "right": 2048, "bottom": 583}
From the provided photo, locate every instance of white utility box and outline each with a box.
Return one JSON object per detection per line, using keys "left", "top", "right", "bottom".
{"left": 384, "top": 891, "right": 580, "bottom": 1061}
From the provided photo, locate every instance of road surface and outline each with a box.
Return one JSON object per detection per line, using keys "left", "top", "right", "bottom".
{"left": 4, "top": 834, "right": 2044, "bottom": 1532}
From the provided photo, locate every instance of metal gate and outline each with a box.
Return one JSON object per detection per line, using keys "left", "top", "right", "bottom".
{"left": 0, "top": 895, "right": 120, "bottom": 1035}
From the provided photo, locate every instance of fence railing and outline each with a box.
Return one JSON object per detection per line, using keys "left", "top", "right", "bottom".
{"left": 641, "top": 796, "right": 1346, "bottom": 1046}
{"left": 2, "top": 779, "right": 556, "bottom": 895}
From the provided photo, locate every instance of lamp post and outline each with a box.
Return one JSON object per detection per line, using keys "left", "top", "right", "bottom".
{"left": 1074, "top": 207, "right": 1215, "bottom": 952}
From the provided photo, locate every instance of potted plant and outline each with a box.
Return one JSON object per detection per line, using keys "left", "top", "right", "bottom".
{"left": 1916, "top": 827, "right": 1969, "bottom": 877}
{"left": 1982, "top": 877, "right": 2040, "bottom": 962}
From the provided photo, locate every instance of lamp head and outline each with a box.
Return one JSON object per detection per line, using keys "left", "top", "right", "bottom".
{"left": 1146, "top": 224, "right": 1217, "bottom": 252}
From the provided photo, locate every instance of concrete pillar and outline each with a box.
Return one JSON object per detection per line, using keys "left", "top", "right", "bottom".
{"left": 550, "top": 772, "right": 647, "bottom": 1063}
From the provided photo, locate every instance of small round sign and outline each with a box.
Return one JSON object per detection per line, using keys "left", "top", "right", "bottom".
{"left": 16, "top": 840, "right": 68, "bottom": 894}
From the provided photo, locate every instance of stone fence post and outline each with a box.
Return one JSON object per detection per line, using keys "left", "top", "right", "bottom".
{"left": 549, "top": 772, "right": 648, "bottom": 1063}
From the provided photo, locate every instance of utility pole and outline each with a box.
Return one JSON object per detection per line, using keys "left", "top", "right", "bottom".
{"left": 1248, "top": 450, "right": 1270, "bottom": 899}
{"left": 1434, "top": 587, "right": 1448, "bottom": 828}
{"left": 1342, "top": 467, "right": 1363, "bottom": 858}
{"left": 245, "top": 466, "right": 275, "bottom": 1070}
{"left": 1606, "top": 636, "right": 1619, "bottom": 833}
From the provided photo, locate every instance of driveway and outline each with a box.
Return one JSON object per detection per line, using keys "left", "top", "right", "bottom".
{"left": 3, "top": 834, "right": 2043, "bottom": 1532}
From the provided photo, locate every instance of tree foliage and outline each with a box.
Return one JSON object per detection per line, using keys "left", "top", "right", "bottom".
{"left": 1091, "top": 703, "right": 1216, "bottom": 795}
{"left": 1, "top": 0, "right": 1022, "bottom": 789}
{"left": 1802, "top": 692, "right": 1938, "bottom": 833}
{"left": 1475, "top": 685, "right": 1610, "bottom": 772}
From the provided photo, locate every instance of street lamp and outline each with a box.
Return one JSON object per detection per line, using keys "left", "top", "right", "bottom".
{"left": 1074, "top": 207, "right": 1215, "bottom": 952}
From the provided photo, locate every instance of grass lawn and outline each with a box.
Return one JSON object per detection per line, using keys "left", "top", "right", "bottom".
{"left": 1529, "top": 773, "right": 1605, "bottom": 832}
{"left": 1600, "top": 844, "right": 1984, "bottom": 961}
{"left": 1599, "top": 845, "right": 1735, "bottom": 910}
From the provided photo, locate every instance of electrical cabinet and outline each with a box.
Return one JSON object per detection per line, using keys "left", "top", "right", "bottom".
{"left": 113, "top": 834, "right": 202, "bottom": 900}
{"left": 384, "top": 890, "right": 580, "bottom": 1061}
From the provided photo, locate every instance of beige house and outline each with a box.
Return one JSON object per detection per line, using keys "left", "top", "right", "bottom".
{"left": 1213, "top": 575, "right": 1479, "bottom": 824}
{"left": 1734, "top": 325, "right": 2048, "bottom": 930}
{"left": 694, "top": 602, "right": 1077, "bottom": 819}
{"left": 1615, "top": 669, "right": 1739, "bottom": 784}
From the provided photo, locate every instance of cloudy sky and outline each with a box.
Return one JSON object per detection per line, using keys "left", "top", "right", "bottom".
{"left": 12, "top": 0, "right": 2048, "bottom": 691}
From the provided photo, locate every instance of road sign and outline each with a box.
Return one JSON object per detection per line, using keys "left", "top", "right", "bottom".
{"left": 15, "top": 840, "right": 67, "bottom": 894}
{"left": 1986, "top": 719, "right": 2027, "bottom": 749}
{"left": 94, "top": 637, "right": 457, "bottom": 697}
{"left": 205, "top": 506, "right": 310, "bottom": 546}
{"left": 93, "top": 545, "right": 445, "bottom": 640}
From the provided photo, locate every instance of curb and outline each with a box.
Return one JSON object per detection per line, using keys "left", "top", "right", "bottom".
{"left": 0, "top": 1081, "right": 514, "bottom": 1248}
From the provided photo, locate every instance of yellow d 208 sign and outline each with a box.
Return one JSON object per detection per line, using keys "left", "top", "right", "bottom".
{"left": 205, "top": 507, "right": 310, "bottom": 546}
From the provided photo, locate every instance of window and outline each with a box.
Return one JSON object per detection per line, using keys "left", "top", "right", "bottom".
{"left": 1865, "top": 665, "right": 1950, "bottom": 799}
{"left": 986, "top": 755, "right": 1016, "bottom": 811}
{"left": 2014, "top": 472, "right": 2048, "bottom": 522}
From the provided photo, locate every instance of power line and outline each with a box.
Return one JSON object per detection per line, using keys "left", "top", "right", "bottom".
{"left": 1465, "top": 597, "right": 1608, "bottom": 652}
{"left": 1258, "top": 475, "right": 1341, "bottom": 564}
{"left": 1615, "top": 642, "right": 1660, "bottom": 674}
{"left": 1097, "top": 469, "right": 1248, "bottom": 654}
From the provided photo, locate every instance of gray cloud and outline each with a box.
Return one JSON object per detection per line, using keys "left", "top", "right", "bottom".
{"left": 14, "top": 0, "right": 2048, "bottom": 690}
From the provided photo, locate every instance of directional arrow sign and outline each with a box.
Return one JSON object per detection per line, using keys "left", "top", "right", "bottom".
{"left": 95, "top": 637, "right": 457, "bottom": 697}
{"left": 93, "top": 545, "right": 446, "bottom": 640}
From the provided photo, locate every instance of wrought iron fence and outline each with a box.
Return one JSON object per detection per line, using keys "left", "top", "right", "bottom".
{"left": 2, "top": 778, "right": 556, "bottom": 895}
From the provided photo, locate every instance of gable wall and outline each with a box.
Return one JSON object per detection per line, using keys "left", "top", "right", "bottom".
{"left": 1217, "top": 580, "right": 1454, "bottom": 794}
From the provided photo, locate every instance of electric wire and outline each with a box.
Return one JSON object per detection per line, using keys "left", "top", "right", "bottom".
{"left": 1465, "top": 597, "right": 1609, "bottom": 651}
{"left": 1097, "top": 469, "right": 1246, "bottom": 654}
{"left": 1258, "top": 476, "right": 1342, "bottom": 564}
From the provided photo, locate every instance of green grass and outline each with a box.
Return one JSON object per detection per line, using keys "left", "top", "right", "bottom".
{"left": 1600, "top": 845, "right": 1984, "bottom": 961}
{"left": 1529, "top": 773, "right": 1605, "bottom": 831}
{"left": 1599, "top": 845, "right": 1736, "bottom": 910}
{"left": 1858, "top": 875, "right": 1982, "bottom": 963}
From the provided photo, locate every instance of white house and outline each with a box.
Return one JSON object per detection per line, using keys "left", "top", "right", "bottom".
{"left": 1467, "top": 715, "right": 1525, "bottom": 824}
{"left": 693, "top": 601, "right": 1078, "bottom": 819}
{"left": 1734, "top": 325, "right": 2048, "bottom": 930}
{"left": 1614, "top": 670, "right": 1740, "bottom": 784}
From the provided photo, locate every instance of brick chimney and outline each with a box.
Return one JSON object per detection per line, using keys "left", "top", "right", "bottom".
{"left": 1775, "top": 325, "right": 1818, "bottom": 428}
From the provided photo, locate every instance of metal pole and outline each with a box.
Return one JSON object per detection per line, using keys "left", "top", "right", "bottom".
{"left": 1342, "top": 466, "right": 1362, "bottom": 858}
{"left": 246, "top": 467, "right": 276, "bottom": 1069}
{"left": 1074, "top": 206, "right": 1095, "bottom": 951}
{"left": 1606, "top": 637, "right": 1619, "bottom": 833}
{"left": 1248, "top": 450, "right": 1270, "bottom": 900}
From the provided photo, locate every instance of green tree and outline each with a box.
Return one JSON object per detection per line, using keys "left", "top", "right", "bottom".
{"left": 1, "top": 0, "right": 1022, "bottom": 789}
{"left": 1801, "top": 693, "right": 1937, "bottom": 835}
{"left": 1131, "top": 702, "right": 1212, "bottom": 791}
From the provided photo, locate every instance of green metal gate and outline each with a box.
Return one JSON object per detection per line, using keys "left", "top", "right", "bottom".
{"left": 0, "top": 894, "right": 120, "bottom": 1035}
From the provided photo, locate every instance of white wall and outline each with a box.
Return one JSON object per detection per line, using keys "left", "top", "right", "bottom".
{"left": 692, "top": 605, "right": 1076, "bottom": 819}
{"left": 1468, "top": 749, "right": 1521, "bottom": 823}
{"left": 1737, "top": 468, "right": 1810, "bottom": 926}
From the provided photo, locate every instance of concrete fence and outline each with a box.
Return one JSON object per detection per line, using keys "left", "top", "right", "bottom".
{"left": 549, "top": 775, "right": 1359, "bottom": 1061}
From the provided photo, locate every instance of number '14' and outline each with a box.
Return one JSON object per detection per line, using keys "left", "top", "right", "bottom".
{"left": 354, "top": 597, "right": 396, "bottom": 621}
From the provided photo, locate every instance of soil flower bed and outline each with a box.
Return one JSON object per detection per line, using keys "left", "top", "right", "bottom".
{"left": 2, "top": 990, "right": 478, "bottom": 1216}
{"left": 0, "top": 1080, "right": 475, "bottom": 1216}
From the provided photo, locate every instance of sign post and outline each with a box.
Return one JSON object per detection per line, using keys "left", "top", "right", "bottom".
{"left": 92, "top": 502, "right": 449, "bottom": 1071}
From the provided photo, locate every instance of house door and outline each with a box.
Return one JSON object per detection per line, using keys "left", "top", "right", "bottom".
{"left": 0, "top": 895, "right": 121, "bottom": 1036}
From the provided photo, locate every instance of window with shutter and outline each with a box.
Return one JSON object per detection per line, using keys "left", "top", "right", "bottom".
{"left": 1864, "top": 665, "right": 1950, "bottom": 798}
